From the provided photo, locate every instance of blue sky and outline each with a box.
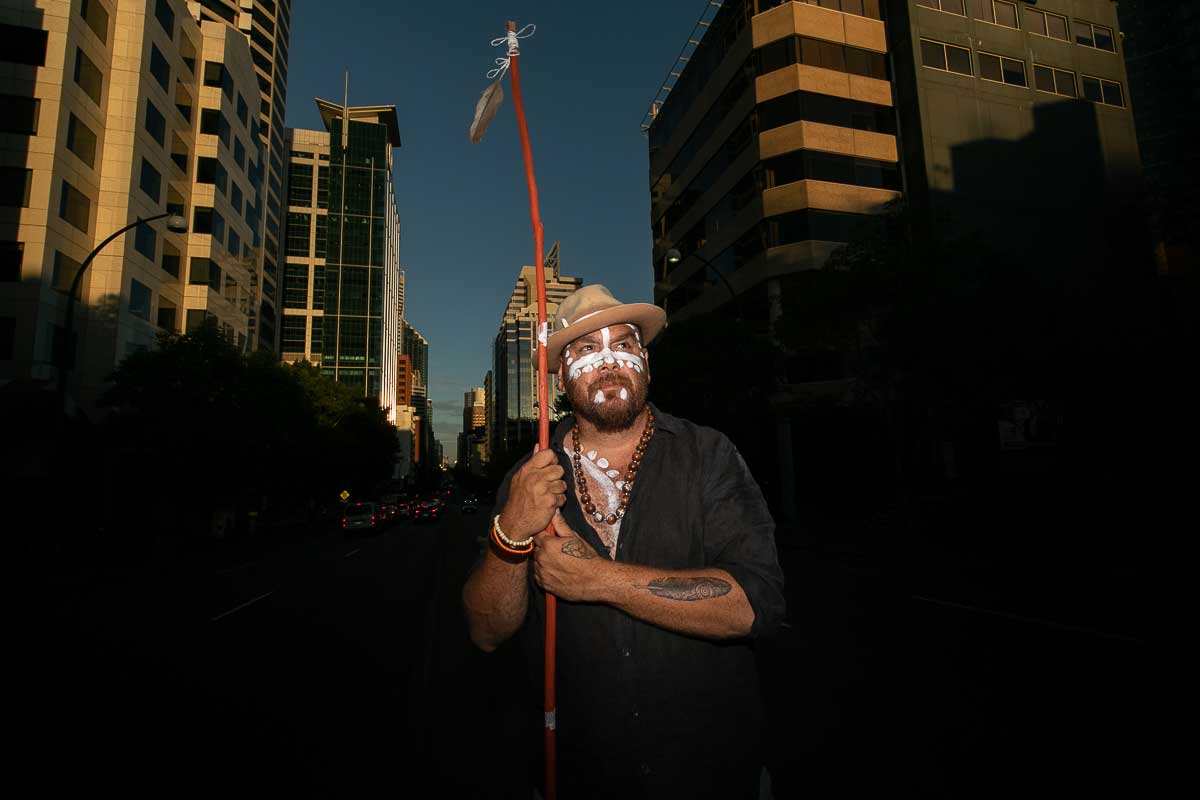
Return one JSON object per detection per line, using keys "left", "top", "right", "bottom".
{"left": 287, "top": 0, "right": 705, "bottom": 449}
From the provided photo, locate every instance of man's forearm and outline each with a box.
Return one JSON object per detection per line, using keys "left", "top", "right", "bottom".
{"left": 462, "top": 549, "right": 529, "bottom": 652}
{"left": 594, "top": 563, "right": 754, "bottom": 640}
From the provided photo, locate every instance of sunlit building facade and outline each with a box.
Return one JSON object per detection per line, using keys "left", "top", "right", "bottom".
{"left": 0, "top": 0, "right": 264, "bottom": 416}
{"left": 491, "top": 241, "right": 581, "bottom": 457}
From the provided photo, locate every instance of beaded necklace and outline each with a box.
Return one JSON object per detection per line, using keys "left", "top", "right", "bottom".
{"left": 571, "top": 407, "right": 655, "bottom": 526}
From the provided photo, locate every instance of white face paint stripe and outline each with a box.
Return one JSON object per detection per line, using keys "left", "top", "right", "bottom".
{"left": 593, "top": 389, "right": 605, "bottom": 404}
{"left": 567, "top": 326, "right": 646, "bottom": 381}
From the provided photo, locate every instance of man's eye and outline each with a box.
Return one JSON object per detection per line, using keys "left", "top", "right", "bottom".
{"left": 614, "top": 342, "right": 628, "bottom": 350}
{"left": 580, "top": 345, "right": 593, "bottom": 352}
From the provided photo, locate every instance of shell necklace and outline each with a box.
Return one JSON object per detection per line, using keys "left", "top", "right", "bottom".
{"left": 571, "top": 408, "right": 655, "bottom": 530}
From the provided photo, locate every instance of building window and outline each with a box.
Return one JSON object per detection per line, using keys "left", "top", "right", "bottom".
{"left": 162, "top": 243, "right": 180, "bottom": 278}
{"left": 314, "top": 220, "right": 327, "bottom": 258}
{"left": 200, "top": 108, "right": 220, "bottom": 136}
{"left": 157, "top": 299, "right": 177, "bottom": 331}
{"left": 144, "top": 99, "right": 166, "bottom": 146}
{"left": 196, "top": 157, "right": 227, "bottom": 195}
{"left": 193, "top": 206, "right": 215, "bottom": 234}
{"left": 1074, "top": 20, "right": 1116, "bottom": 52}
{"left": 80, "top": 0, "right": 110, "bottom": 43}
{"left": 230, "top": 182, "right": 244, "bottom": 216}
{"left": 74, "top": 47, "right": 104, "bottom": 105}
{"left": 978, "top": 52, "right": 1027, "bottom": 86}
{"left": 978, "top": 0, "right": 1019, "bottom": 29}
{"left": 185, "top": 309, "right": 207, "bottom": 333}
{"left": 59, "top": 180, "right": 91, "bottom": 232}
{"left": 149, "top": 44, "right": 170, "bottom": 91}
{"left": 310, "top": 316, "right": 323, "bottom": 351}
{"left": 139, "top": 158, "right": 162, "bottom": 203}
{"left": 312, "top": 267, "right": 325, "bottom": 311}
{"left": 1081, "top": 75, "right": 1124, "bottom": 107}
{"left": 66, "top": 113, "right": 97, "bottom": 168}
{"left": 217, "top": 113, "right": 231, "bottom": 147}
{"left": 915, "top": 0, "right": 965, "bottom": 16}
{"left": 236, "top": 93, "right": 248, "bottom": 126}
{"left": 1023, "top": 6, "right": 1069, "bottom": 41}
{"left": 129, "top": 279, "right": 152, "bottom": 321}
{"left": 281, "top": 315, "right": 307, "bottom": 352}
{"left": 52, "top": 250, "right": 83, "bottom": 293}
{"left": 283, "top": 263, "right": 309, "bottom": 309}
{"left": 764, "top": 150, "right": 900, "bottom": 191}
{"left": 316, "top": 167, "right": 329, "bottom": 209}
{"left": 288, "top": 162, "right": 312, "bottom": 206}
{"left": 1033, "top": 65, "right": 1077, "bottom": 98}
{"left": 228, "top": 229, "right": 240, "bottom": 257}
{"left": 154, "top": 0, "right": 175, "bottom": 39}
{"left": 0, "top": 22, "right": 49, "bottom": 66}
{"left": 203, "top": 61, "right": 224, "bottom": 88}
{"left": 234, "top": 138, "right": 246, "bottom": 170}
{"left": 134, "top": 224, "right": 156, "bottom": 261}
{"left": 0, "top": 241, "right": 23, "bottom": 282}
{"left": 286, "top": 212, "right": 311, "bottom": 256}
{"left": 189, "top": 257, "right": 221, "bottom": 290}
{"left": 0, "top": 94, "right": 40, "bottom": 134}
{"left": 920, "top": 39, "right": 972, "bottom": 76}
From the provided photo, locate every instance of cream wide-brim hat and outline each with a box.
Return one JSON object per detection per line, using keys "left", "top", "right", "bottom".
{"left": 545, "top": 284, "right": 667, "bottom": 371}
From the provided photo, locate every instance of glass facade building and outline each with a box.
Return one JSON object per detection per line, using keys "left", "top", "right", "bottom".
{"left": 491, "top": 243, "right": 582, "bottom": 456}
{"left": 283, "top": 99, "right": 402, "bottom": 418}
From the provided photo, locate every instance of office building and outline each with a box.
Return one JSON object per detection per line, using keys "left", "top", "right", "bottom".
{"left": 647, "top": 0, "right": 1143, "bottom": 323}
{"left": 458, "top": 385, "right": 485, "bottom": 470}
{"left": 1, "top": 0, "right": 264, "bottom": 416}
{"left": 401, "top": 319, "right": 431, "bottom": 467}
{"left": 278, "top": 125, "right": 327, "bottom": 364}
{"left": 189, "top": 0, "right": 292, "bottom": 352}
{"left": 1116, "top": 0, "right": 1198, "bottom": 275}
{"left": 281, "top": 99, "right": 401, "bottom": 418}
{"left": 490, "top": 241, "right": 580, "bottom": 457}
{"left": 646, "top": 0, "right": 899, "bottom": 326}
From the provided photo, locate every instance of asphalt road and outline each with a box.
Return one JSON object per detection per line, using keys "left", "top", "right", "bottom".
{"left": 18, "top": 505, "right": 1146, "bottom": 798}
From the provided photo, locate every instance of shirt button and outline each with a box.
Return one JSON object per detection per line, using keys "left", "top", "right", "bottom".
{"left": 639, "top": 762, "right": 652, "bottom": 776}
{"left": 621, "top": 647, "right": 631, "bottom": 657}
{"left": 631, "top": 706, "right": 639, "bottom": 719}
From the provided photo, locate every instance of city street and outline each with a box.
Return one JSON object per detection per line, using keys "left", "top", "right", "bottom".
{"left": 18, "top": 502, "right": 1146, "bottom": 798}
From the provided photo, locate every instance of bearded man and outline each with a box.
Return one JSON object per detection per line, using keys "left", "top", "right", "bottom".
{"left": 463, "top": 285, "right": 785, "bottom": 800}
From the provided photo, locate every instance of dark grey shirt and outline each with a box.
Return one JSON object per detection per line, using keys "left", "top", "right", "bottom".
{"left": 488, "top": 405, "right": 786, "bottom": 800}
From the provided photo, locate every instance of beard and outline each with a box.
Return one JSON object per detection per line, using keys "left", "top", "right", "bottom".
{"left": 568, "top": 370, "right": 649, "bottom": 433}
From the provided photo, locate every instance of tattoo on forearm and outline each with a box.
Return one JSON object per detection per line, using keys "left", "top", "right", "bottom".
{"left": 639, "top": 577, "right": 731, "bottom": 601}
{"left": 561, "top": 539, "right": 598, "bottom": 559}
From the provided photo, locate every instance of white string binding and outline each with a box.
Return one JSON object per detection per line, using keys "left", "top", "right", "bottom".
{"left": 486, "top": 23, "right": 536, "bottom": 80}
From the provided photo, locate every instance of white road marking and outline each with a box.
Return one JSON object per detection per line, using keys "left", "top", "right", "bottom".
{"left": 210, "top": 590, "right": 274, "bottom": 622}
{"left": 344, "top": 548, "right": 360, "bottom": 558}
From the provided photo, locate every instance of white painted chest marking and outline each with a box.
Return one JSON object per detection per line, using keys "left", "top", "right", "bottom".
{"left": 580, "top": 447, "right": 622, "bottom": 557}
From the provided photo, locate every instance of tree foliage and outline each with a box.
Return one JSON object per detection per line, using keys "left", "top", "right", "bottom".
{"left": 98, "top": 322, "right": 396, "bottom": 522}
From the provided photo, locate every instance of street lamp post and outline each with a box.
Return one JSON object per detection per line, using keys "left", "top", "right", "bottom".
{"left": 57, "top": 212, "right": 188, "bottom": 422}
{"left": 665, "top": 247, "right": 743, "bottom": 321}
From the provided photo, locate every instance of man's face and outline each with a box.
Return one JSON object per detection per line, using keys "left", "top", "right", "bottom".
{"left": 559, "top": 324, "right": 649, "bottom": 432}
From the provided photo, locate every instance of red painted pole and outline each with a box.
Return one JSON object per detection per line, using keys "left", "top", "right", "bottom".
{"left": 506, "top": 20, "right": 557, "bottom": 800}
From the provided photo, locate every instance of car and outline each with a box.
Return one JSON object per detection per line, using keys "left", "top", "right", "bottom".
{"left": 396, "top": 501, "right": 413, "bottom": 519}
{"left": 461, "top": 498, "right": 478, "bottom": 514}
{"left": 379, "top": 503, "right": 398, "bottom": 522}
{"left": 342, "top": 502, "right": 382, "bottom": 534}
{"left": 412, "top": 501, "right": 443, "bottom": 524}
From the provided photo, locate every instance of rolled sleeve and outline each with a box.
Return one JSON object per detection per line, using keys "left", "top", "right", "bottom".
{"left": 701, "top": 434, "right": 787, "bottom": 639}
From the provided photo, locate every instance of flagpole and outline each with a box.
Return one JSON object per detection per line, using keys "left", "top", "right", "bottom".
{"left": 505, "top": 19, "right": 558, "bottom": 800}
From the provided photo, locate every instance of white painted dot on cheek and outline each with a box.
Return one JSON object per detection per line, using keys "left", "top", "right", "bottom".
{"left": 593, "top": 389, "right": 605, "bottom": 404}
{"left": 619, "top": 388, "right": 628, "bottom": 400}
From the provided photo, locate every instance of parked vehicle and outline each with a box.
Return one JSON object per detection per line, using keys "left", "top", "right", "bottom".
{"left": 461, "top": 497, "right": 478, "bottom": 514}
{"left": 342, "top": 502, "right": 382, "bottom": 534}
